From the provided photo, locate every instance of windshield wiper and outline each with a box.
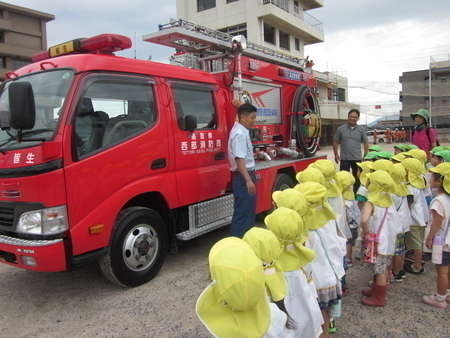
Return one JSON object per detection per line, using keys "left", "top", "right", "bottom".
{"left": 0, "top": 128, "right": 54, "bottom": 153}
{"left": 20, "top": 128, "right": 54, "bottom": 140}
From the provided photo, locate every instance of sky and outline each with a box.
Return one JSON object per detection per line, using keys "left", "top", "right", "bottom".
{"left": 5, "top": 0, "right": 450, "bottom": 123}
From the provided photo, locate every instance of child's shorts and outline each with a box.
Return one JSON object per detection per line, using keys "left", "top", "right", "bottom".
{"left": 347, "top": 227, "right": 358, "bottom": 246}
{"left": 423, "top": 252, "right": 450, "bottom": 266}
{"left": 405, "top": 226, "right": 425, "bottom": 250}
{"left": 394, "top": 233, "right": 406, "bottom": 255}
{"left": 374, "top": 255, "right": 392, "bottom": 275}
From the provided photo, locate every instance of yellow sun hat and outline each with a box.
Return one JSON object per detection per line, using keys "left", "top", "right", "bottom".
{"left": 243, "top": 228, "right": 287, "bottom": 302}
{"left": 391, "top": 153, "right": 407, "bottom": 163}
{"left": 264, "top": 207, "right": 316, "bottom": 271}
{"left": 401, "top": 157, "right": 427, "bottom": 189}
{"left": 366, "top": 170, "right": 395, "bottom": 207}
{"left": 370, "top": 159, "right": 394, "bottom": 175}
{"left": 309, "top": 159, "right": 341, "bottom": 198}
{"left": 272, "top": 188, "right": 308, "bottom": 216}
{"left": 357, "top": 161, "right": 373, "bottom": 186}
{"left": 404, "top": 148, "right": 427, "bottom": 164}
{"left": 336, "top": 170, "right": 356, "bottom": 200}
{"left": 429, "top": 162, "right": 450, "bottom": 194}
{"left": 295, "top": 167, "right": 326, "bottom": 185}
{"left": 196, "top": 237, "right": 270, "bottom": 338}
{"left": 391, "top": 163, "right": 410, "bottom": 196}
{"left": 295, "top": 181, "right": 336, "bottom": 229}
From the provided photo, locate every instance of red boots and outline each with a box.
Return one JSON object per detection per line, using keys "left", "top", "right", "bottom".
{"left": 361, "top": 284, "right": 387, "bottom": 307}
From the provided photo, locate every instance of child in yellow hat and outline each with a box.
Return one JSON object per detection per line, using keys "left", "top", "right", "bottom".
{"left": 390, "top": 163, "right": 413, "bottom": 282}
{"left": 297, "top": 182, "right": 344, "bottom": 335}
{"left": 401, "top": 157, "right": 429, "bottom": 274}
{"left": 336, "top": 170, "right": 360, "bottom": 267}
{"left": 264, "top": 207, "right": 324, "bottom": 338}
{"left": 360, "top": 170, "right": 401, "bottom": 307}
{"left": 422, "top": 163, "right": 450, "bottom": 309}
{"left": 196, "top": 237, "right": 290, "bottom": 337}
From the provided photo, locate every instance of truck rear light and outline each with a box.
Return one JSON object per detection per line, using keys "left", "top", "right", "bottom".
{"left": 21, "top": 256, "right": 37, "bottom": 267}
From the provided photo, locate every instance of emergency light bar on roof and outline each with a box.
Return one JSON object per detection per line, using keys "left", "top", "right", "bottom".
{"left": 32, "top": 34, "right": 132, "bottom": 62}
{"left": 143, "top": 19, "right": 307, "bottom": 70}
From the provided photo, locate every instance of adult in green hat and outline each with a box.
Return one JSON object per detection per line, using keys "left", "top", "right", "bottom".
{"left": 410, "top": 108, "right": 438, "bottom": 152}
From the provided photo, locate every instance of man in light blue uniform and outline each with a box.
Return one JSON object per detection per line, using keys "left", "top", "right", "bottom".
{"left": 228, "top": 103, "right": 257, "bottom": 237}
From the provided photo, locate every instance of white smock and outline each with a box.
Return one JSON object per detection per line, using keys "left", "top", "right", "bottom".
{"left": 283, "top": 270, "right": 324, "bottom": 338}
{"left": 391, "top": 194, "right": 412, "bottom": 233}
{"left": 409, "top": 186, "right": 429, "bottom": 227}
{"left": 307, "top": 221, "right": 345, "bottom": 307}
{"left": 369, "top": 204, "right": 401, "bottom": 255}
{"left": 329, "top": 196, "right": 352, "bottom": 239}
{"left": 264, "top": 303, "right": 295, "bottom": 338}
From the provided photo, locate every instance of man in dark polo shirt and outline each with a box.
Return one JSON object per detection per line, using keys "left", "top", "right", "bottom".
{"left": 333, "top": 109, "right": 368, "bottom": 182}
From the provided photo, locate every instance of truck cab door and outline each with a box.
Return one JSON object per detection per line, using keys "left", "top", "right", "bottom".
{"left": 169, "top": 81, "right": 229, "bottom": 206}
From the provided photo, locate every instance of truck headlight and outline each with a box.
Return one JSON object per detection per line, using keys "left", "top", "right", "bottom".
{"left": 17, "top": 206, "right": 68, "bottom": 235}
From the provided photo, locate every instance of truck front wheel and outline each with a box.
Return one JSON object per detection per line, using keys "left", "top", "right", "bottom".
{"left": 98, "top": 207, "right": 168, "bottom": 287}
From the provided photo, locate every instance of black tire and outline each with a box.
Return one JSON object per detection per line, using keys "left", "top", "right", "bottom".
{"left": 273, "top": 173, "right": 295, "bottom": 192}
{"left": 378, "top": 138, "right": 385, "bottom": 143}
{"left": 257, "top": 173, "right": 295, "bottom": 221}
{"left": 98, "top": 207, "right": 168, "bottom": 287}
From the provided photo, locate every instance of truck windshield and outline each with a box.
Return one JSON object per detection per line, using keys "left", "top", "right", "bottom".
{"left": 0, "top": 69, "right": 74, "bottom": 150}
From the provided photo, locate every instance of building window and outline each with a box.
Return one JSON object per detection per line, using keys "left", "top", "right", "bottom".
{"left": 0, "top": 31, "right": 5, "bottom": 43}
{"left": 226, "top": 0, "right": 239, "bottom": 3}
{"left": 263, "top": 23, "right": 276, "bottom": 45}
{"left": 441, "top": 77, "right": 447, "bottom": 83}
{"left": 0, "top": 10, "right": 4, "bottom": 18}
{"left": 295, "top": 38, "right": 300, "bottom": 51}
{"left": 336, "top": 88, "right": 346, "bottom": 102}
{"left": 197, "top": 0, "right": 216, "bottom": 11}
{"left": 279, "top": 30, "right": 290, "bottom": 50}
{"left": 1, "top": 56, "right": 6, "bottom": 68}
{"left": 294, "top": 1, "right": 300, "bottom": 13}
{"left": 219, "top": 23, "right": 247, "bottom": 37}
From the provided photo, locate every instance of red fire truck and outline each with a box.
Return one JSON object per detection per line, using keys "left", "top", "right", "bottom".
{"left": 0, "top": 20, "right": 323, "bottom": 286}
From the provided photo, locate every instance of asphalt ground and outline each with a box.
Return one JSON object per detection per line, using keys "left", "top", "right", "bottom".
{"left": 1, "top": 143, "right": 449, "bottom": 337}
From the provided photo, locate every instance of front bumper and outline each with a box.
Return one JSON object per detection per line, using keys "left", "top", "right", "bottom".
{"left": 0, "top": 234, "right": 67, "bottom": 272}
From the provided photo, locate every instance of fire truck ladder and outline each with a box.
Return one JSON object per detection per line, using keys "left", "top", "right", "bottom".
{"left": 142, "top": 19, "right": 307, "bottom": 71}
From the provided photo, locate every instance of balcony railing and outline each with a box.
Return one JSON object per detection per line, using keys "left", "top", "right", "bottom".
{"left": 260, "top": 0, "right": 323, "bottom": 35}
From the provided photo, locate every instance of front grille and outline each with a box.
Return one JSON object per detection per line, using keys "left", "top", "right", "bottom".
{"left": 0, "top": 205, "right": 14, "bottom": 227}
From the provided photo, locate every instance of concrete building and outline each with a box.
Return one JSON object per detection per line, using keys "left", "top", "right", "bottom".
{"left": 400, "top": 58, "right": 450, "bottom": 127}
{"left": 0, "top": 1, "right": 54, "bottom": 80}
{"left": 176, "top": 0, "right": 324, "bottom": 58}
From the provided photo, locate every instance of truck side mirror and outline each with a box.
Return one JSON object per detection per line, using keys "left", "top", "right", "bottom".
{"left": 8, "top": 81, "right": 36, "bottom": 130}
{"left": 184, "top": 115, "right": 197, "bottom": 132}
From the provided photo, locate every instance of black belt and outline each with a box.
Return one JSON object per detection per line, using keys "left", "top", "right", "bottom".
{"left": 232, "top": 169, "right": 255, "bottom": 174}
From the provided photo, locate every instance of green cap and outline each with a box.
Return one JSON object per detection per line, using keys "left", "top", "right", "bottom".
{"left": 411, "top": 108, "right": 430, "bottom": 123}
{"left": 368, "top": 145, "right": 382, "bottom": 152}
{"left": 431, "top": 146, "right": 446, "bottom": 155}
{"left": 364, "top": 152, "right": 380, "bottom": 160}
{"left": 434, "top": 150, "right": 450, "bottom": 163}
{"left": 377, "top": 151, "right": 393, "bottom": 160}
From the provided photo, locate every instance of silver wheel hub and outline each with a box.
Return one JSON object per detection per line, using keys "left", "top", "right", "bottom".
{"left": 122, "top": 224, "right": 159, "bottom": 272}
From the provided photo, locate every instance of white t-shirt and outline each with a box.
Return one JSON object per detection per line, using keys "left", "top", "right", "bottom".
{"left": 369, "top": 204, "right": 401, "bottom": 255}
{"left": 391, "top": 194, "right": 413, "bottom": 233}
{"left": 345, "top": 200, "right": 360, "bottom": 229}
{"left": 428, "top": 194, "right": 450, "bottom": 252}
{"left": 228, "top": 122, "right": 255, "bottom": 171}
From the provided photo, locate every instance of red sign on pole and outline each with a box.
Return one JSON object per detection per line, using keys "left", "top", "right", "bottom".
{"left": 375, "top": 105, "right": 381, "bottom": 109}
